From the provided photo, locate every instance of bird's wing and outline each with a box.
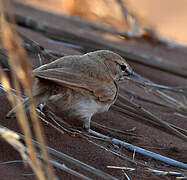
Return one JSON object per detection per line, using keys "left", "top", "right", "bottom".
{"left": 33, "top": 66, "right": 117, "bottom": 102}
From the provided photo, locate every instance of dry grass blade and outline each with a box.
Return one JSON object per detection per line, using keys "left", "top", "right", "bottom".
{"left": 37, "top": 109, "right": 65, "bottom": 135}
{"left": 86, "top": 138, "right": 138, "bottom": 165}
{"left": 91, "top": 121, "right": 138, "bottom": 137}
{"left": 107, "top": 166, "right": 187, "bottom": 178}
{"left": 155, "top": 90, "right": 187, "bottom": 113}
{"left": 49, "top": 160, "right": 93, "bottom": 180}
{"left": 125, "top": 73, "right": 187, "bottom": 94}
{"left": 0, "top": 127, "right": 43, "bottom": 178}
{"left": 120, "top": 85, "right": 187, "bottom": 117}
{"left": 88, "top": 129, "right": 187, "bottom": 170}
{"left": 113, "top": 103, "right": 187, "bottom": 137}
{"left": 123, "top": 74, "right": 187, "bottom": 115}
{"left": 0, "top": 125, "right": 93, "bottom": 180}
{"left": 10, "top": 127, "right": 118, "bottom": 180}
{"left": 119, "top": 77, "right": 187, "bottom": 132}
{"left": 0, "top": 58, "right": 45, "bottom": 180}
{"left": 177, "top": 177, "right": 187, "bottom": 179}
{"left": 107, "top": 166, "right": 136, "bottom": 171}
{"left": 118, "top": 95, "right": 187, "bottom": 142}
{"left": 146, "top": 168, "right": 186, "bottom": 176}
{"left": 0, "top": 1, "right": 55, "bottom": 179}
{"left": 117, "top": 94, "right": 187, "bottom": 142}
{"left": 34, "top": 86, "right": 187, "bottom": 170}
{"left": 120, "top": 86, "right": 169, "bottom": 107}
{"left": 32, "top": 112, "right": 141, "bottom": 167}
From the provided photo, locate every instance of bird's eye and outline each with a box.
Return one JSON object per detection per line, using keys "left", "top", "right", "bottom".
{"left": 120, "top": 64, "right": 127, "bottom": 71}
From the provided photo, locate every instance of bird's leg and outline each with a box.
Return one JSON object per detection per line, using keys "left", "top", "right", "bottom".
{"left": 82, "top": 117, "right": 91, "bottom": 131}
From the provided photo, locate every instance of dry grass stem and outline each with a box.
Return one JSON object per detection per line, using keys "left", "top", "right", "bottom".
{"left": 112, "top": 103, "right": 187, "bottom": 137}
{"left": 86, "top": 138, "right": 138, "bottom": 165}
{"left": 0, "top": 1, "right": 55, "bottom": 179}
{"left": 123, "top": 73, "right": 187, "bottom": 115}
{"left": 37, "top": 110, "right": 65, "bottom": 135}
{"left": 0, "top": 127, "right": 44, "bottom": 178}
{"left": 146, "top": 168, "right": 186, "bottom": 176}
{"left": 117, "top": 94, "right": 187, "bottom": 142}
{"left": 0, "top": 126, "right": 93, "bottom": 180}
{"left": 107, "top": 166, "right": 136, "bottom": 171}
{"left": 107, "top": 166, "right": 187, "bottom": 178}
{"left": 49, "top": 160, "right": 93, "bottom": 180}
{"left": 44, "top": 108, "right": 187, "bottom": 170}
{"left": 123, "top": 171, "right": 131, "bottom": 180}
{"left": 88, "top": 129, "right": 187, "bottom": 170}
{"left": 15, "top": 128, "right": 118, "bottom": 180}
{"left": 91, "top": 121, "right": 138, "bottom": 137}
{"left": 0, "top": 63, "right": 45, "bottom": 179}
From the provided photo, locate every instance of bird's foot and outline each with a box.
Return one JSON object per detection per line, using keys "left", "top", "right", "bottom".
{"left": 83, "top": 122, "right": 90, "bottom": 132}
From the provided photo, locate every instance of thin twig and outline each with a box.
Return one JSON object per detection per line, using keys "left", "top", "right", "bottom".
{"left": 88, "top": 129, "right": 187, "bottom": 170}
{"left": 0, "top": 124, "right": 118, "bottom": 180}
{"left": 107, "top": 166, "right": 136, "bottom": 171}
{"left": 86, "top": 138, "right": 137, "bottom": 165}
{"left": 112, "top": 103, "right": 187, "bottom": 137}
{"left": 0, "top": 5, "right": 55, "bottom": 179}
{"left": 91, "top": 121, "right": 138, "bottom": 137}
{"left": 0, "top": 127, "right": 44, "bottom": 179}
{"left": 117, "top": 94, "right": 187, "bottom": 142}
{"left": 146, "top": 168, "right": 186, "bottom": 176}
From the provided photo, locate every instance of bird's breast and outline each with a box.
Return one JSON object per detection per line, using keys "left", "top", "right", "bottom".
{"left": 74, "top": 97, "right": 112, "bottom": 119}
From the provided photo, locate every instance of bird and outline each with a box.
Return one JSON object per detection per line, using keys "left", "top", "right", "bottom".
{"left": 7, "top": 50, "right": 133, "bottom": 131}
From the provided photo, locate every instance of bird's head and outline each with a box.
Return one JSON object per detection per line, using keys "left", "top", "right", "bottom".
{"left": 91, "top": 50, "right": 133, "bottom": 81}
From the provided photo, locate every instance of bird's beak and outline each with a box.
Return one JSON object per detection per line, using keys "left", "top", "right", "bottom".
{"left": 125, "top": 66, "right": 133, "bottom": 76}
